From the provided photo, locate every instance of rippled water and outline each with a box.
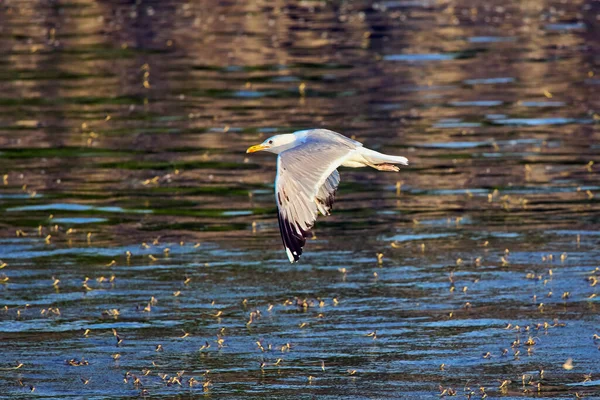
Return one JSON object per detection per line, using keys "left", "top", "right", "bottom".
{"left": 1, "top": 0, "right": 599, "bottom": 398}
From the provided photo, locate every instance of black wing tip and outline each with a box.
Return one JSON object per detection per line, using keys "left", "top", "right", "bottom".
{"left": 286, "top": 247, "right": 301, "bottom": 263}
{"left": 277, "top": 213, "right": 310, "bottom": 263}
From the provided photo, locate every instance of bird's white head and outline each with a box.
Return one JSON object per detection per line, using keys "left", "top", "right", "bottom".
{"left": 246, "top": 134, "right": 297, "bottom": 155}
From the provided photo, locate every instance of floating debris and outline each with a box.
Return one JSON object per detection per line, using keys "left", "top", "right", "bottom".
{"left": 563, "top": 358, "right": 574, "bottom": 370}
{"left": 66, "top": 358, "right": 89, "bottom": 367}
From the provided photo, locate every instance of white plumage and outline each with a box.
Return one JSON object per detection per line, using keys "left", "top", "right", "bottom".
{"left": 247, "top": 129, "right": 408, "bottom": 263}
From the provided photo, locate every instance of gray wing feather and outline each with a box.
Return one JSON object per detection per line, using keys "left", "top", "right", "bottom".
{"left": 276, "top": 138, "right": 356, "bottom": 262}
{"left": 316, "top": 170, "right": 339, "bottom": 216}
{"left": 302, "top": 129, "right": 363, "bottom": 148}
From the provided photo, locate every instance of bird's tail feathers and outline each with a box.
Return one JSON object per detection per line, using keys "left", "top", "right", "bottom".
{"left": 359, "top": 148, "right": 409, "bottom": 166}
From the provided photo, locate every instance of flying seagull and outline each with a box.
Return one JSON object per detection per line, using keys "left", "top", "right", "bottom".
{"left": 247, "top": 129, "right": 408, "bottom": 263}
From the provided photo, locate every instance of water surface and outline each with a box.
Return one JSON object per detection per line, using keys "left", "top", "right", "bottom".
{"left": 1, "top": 0, "right": 599, "bottom": 398}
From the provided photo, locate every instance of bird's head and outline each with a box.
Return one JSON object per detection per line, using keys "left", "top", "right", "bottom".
{"left": 246, "top": 134, "right": 297, "bottom": 155}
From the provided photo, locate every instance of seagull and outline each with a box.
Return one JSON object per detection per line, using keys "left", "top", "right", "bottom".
{"left": 247, "top": 129, "right": 408, "bottom": 263}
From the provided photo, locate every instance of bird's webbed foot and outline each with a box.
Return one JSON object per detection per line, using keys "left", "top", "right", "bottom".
{"left": 372, "top": 163, "right": 400, "bottom": 172}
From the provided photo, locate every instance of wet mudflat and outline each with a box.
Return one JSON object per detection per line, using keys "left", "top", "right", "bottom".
{"left": 0, "top": 0, "right": 599, "bottom": 398}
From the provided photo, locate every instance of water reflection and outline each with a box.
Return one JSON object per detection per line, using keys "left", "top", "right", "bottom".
{"left": 0, "top": 0, "right": 599, "bottom": 398}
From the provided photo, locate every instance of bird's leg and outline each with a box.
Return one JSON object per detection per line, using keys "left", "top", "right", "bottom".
{"left": 371, "top": 163, "right": 400, "bottom": 172}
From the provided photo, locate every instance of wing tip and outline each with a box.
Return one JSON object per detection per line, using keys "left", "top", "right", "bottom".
{"left": 285, "top": 247, "right": 298, "bottom": 263}
{"left": 278, "top": 213, "right": 306, "bottom": 263}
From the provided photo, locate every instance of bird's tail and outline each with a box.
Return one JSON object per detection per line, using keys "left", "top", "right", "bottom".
{"left": 359, "top": 147, "right": 409, "bottom": 167}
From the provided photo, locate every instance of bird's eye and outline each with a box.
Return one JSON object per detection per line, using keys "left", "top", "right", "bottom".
{"left": 268, "top": 140, "right": 273, "bottom": 144}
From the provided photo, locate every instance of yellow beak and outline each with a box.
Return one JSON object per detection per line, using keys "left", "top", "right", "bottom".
{"left": 246, "top": 144, "right": 268, "bottom": 153}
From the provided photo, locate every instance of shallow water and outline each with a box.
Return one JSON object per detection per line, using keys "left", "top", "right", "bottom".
{"left": 1, "top": 0, "right": 599, "bottom": 398}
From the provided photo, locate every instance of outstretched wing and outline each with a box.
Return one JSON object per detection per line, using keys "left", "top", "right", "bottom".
{"left": 275, "top": 140, "right": 354, "bottom": 263}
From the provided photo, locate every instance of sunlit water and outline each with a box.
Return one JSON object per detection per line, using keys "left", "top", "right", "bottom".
{"left": 1, "top": 0, "right": 599, "bottom": 398}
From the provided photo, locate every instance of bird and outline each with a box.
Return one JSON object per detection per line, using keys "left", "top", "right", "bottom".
{"left": 246, "top": 129, "right": 408, "bottom": 263}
